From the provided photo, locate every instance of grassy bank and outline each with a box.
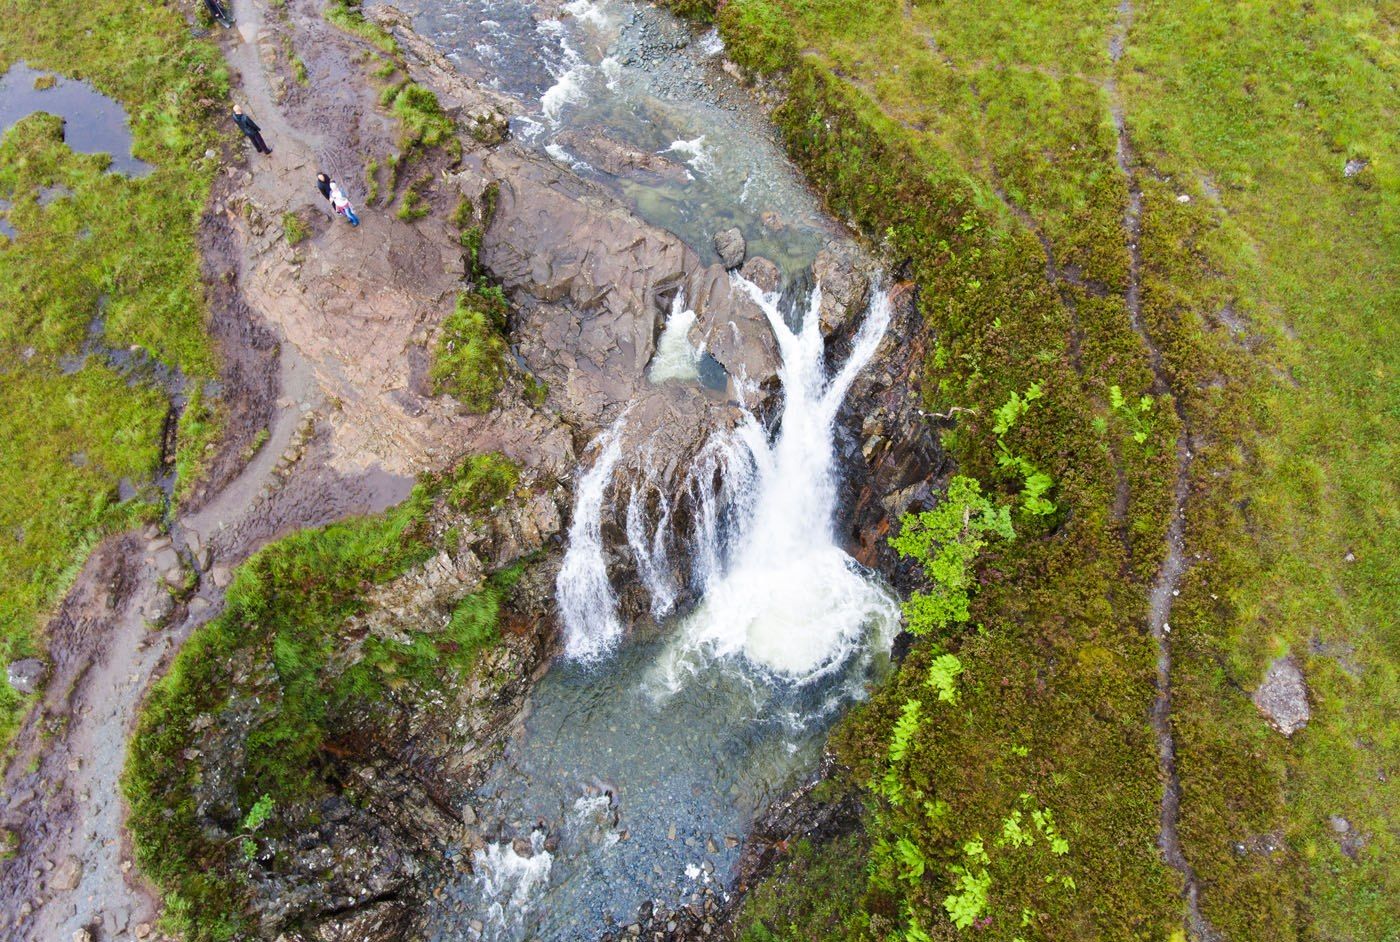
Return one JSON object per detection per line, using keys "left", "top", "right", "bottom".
{"left": 0, "top": 0, "right": 228, "bottom": 749}
{"left": 665, "top": 0, "right": 1397, "bottom": 938}
{"left": 124, "top": 454, "right": 525, "bottom": 941}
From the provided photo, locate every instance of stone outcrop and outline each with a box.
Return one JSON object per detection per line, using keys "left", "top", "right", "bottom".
{"left": 814, "top": 241, "right": 873, "bottom": 337}
{"left": 554, "top": 128, "right": 692, "bottom": 185}
{"left": 178, "top": 471, "right": 565, "bottom": 942}
{"left": 1252, "top": 656, "right": 1311, "bottom": 736}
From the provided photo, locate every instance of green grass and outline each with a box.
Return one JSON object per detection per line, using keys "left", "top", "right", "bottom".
{"left": 281, "top": 209, "right": 310, "bottom": 245}
{"left": 124, "top": 454, "right": 524, "bottom": 941}
{"left": 323, "top": 0, "right": 399, "bottom": 55}
{"left": 431, "top": 288, "right": 511, "bottom": 412}
{"left": 0, "top": 0, "right": 227, "bottom": 750}
{"left": 672, "top": 0, "right": 1400, "bottom": 939}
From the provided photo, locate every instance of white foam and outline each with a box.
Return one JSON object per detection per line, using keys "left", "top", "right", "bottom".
{"left": 661, "top": 135, "right": 714, "bottom": 175}
{"left": 472, "top": 831, "right": 554, "bottom": 937}
{"left": 541, "top": 64, "right": 588, "bottom": 125}
{"left": 601, "top": 55, "right": 623, "bottom": 91}
{"left": 563, "top": 0, "right": 610, "bottom": 28}
{"left": 647, "top": 294, "right": 703, "bottom": 383}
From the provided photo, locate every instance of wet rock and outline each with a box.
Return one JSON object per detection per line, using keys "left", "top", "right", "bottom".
{"left": 308, "top": 899, "right": 412, "bottom": 942}
{"left": 813, "top": 242, "right": 871, "bottom": 337}
{"left": 6, "top": 658, "right": 46, "bottom": 695}
{"left": 512, "top": 836, "right": 534, "bottom": 858}
{"left": 839, "top": 281, "right": 945, "bottom": 572}
{"left": 1252, "top": 656, "right": 1311, "bottom": 736}
{"left": 739, "top": 256, "right": 780, "bottom": 294}
{"left": 554, "top": 130, "right": 690, "bottom": 185}
{"left": 712, "top": 227, "right": 746, "bottom": 269}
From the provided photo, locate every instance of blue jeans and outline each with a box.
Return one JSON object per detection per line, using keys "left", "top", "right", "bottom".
{"left": 342, "top": 205, "right": 360, "bottom": 227}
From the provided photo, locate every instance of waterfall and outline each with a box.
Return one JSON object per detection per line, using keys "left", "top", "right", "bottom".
{"left": 556, "top": 423, "right": 626, "bottom": 659}
{"left": 666, "top": 280, "right": 898, "bottom": 681}
{"left": 625, "top": 474, "right": 677, "bottom": 619}
{"left": 557, "top": 276, "right": 898, "bottom": 680}
{"left": 647, "top": 293, "right": 702, "bottom": 384}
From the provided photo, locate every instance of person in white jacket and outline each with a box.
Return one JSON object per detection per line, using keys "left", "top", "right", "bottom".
{"left": 328, "top": 181, "right": 360, "bottom": 227}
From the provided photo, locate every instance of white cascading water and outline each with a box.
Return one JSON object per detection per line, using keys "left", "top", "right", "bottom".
{"left": 470, "top": 831, "right": 554, "bottom": 936}
{"left": 646, "top": 293, "right": 702, "bottom": 384}
{"left": 555, "top": 424, "right": 626, "bottom": 660}
{"left": 557, "top": 276, "right": 899, "bottom": 682}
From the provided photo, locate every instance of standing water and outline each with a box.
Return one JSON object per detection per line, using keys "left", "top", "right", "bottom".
{"left": 425, "top": 282, "right": 900, "bottom": 941}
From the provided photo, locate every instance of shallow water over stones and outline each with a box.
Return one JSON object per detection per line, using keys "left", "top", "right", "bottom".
{"left": 400, "top": 0, "right": 837, "bottom": 274}
{"left": 0, "top": 61, "right": 152, "bottom": 176}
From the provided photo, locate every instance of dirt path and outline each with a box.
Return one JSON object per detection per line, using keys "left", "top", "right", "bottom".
{"left": 1105, "top": 5, "right": 1217, "bottom": 940}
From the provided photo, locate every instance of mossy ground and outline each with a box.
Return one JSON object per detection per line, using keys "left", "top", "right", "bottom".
{"left": 663, "top": 0, "right": 1397, "bottom": 938}
{"left": 0, "top": 0, "right": 228, "bottom": 751}
{"left": 124, "top": 454, "right": 526, "bottom": 942}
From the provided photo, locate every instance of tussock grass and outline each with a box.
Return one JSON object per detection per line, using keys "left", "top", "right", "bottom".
{"left": 660, "top": 0, "right": 1399, "bottom": 938}
{"left": 0, "top": 0, "right": 227, "bottom": 749}
{"left": 431, "top": 288, "right": 510, "bottom": 412}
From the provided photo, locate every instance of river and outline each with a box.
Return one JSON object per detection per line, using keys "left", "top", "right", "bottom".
{"left": 401, "top": 2, "right": 902, "bottom": 938}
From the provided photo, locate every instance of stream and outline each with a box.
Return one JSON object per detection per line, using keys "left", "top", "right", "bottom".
{"left": 398, "top": 0, "right": 838, "bottom": 274}
{"left": 408, "top": 1, "right": 902, "bottom": 938}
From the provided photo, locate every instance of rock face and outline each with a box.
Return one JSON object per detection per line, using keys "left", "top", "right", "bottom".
{"left": 1252, "top": 656, "right": 1311, "bottom": 735}
{"left": 838, "top": 281, "right": 946, "bottom": 578}
{"left": 713, "top": 227, "right": 746, "bottom": 269}
{"left": 5, "top": 659, "right": 45, "bottom": 695}
{"left": 180, "top": 476, "right": 566, "bottom": 942}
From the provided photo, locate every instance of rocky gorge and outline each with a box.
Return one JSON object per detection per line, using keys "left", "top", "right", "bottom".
{"left": 0, "top": 1, "right": 944, "bottom": 940}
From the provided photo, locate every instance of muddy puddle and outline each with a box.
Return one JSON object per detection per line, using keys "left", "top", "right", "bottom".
{"left": 0, "top": 61, "right": 152, "bottom": 177}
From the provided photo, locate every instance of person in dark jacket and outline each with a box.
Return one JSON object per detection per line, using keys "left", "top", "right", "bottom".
{"left": 232, "top": 105, "right": 270, "bottom": 155}
{"left": 204, "top": 0, "right": 234, "bottom": 28}
{"left": 316, "top": 173, "right": 333, "bottom": 202}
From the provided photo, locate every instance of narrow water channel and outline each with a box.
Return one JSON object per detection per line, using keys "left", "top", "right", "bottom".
{"left": 405, "top": 2, "right": 901, "bottom": 938}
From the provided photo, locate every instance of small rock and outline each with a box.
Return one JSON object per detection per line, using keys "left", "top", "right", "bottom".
{"left": 6, "top": 658, "right": 46, "bottom": 695}
{"left": 51, "top": 856, "right": 82, "bottom": 891}
{"left": 1252, "top": 656, "right": 1311, "bottom": 736}
{"left": 1176, "top": 194, "right": 1191, "bottom": 203}
{"left": 72, "top": 930, "right": 92, "bottom": 942}
{"left": 1343, "top": 157, "right": 1368, "bottom": 177}
{"left": 135, "top": 923, "right": 153, "bottom": 939}
{"left": 712, "top": 227, "right": 745, "bottom": 269}
{"left": 210, "top": 565, "right": 233, "bottom": 589}
{"left": 511, "top": 837, "right": 534, "bottom": 858}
